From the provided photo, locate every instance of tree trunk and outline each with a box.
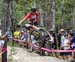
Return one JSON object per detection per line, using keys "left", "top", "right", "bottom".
{"left": 61, "top": 0, "right": 65, "bottom": 28}
{"left": 51, "top": 0, "right": 55, "bottom": 30}
{"left": 39, "top": 5, "right": 44, "bottom": 26}
{"left": 10, "top": 0, "right": 16, "bottom": 47}
{"left": 10, "top": 0, "right": 16, "bottom": 32}
{"left": 72, "top": 0, "right": 75, "bottom": 30}
{"left": 2, "top": 0, "right": 10, "bottom": 62}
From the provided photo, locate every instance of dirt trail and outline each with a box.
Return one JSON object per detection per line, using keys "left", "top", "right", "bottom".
{"left": 7, "top": 46, "right": 66, "bottom": 62}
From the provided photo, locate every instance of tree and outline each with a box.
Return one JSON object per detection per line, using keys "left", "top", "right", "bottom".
{"left": 2, "top": 0, "right": 10, "bottom": 62}
{"left": 51, "top": 0, "right": 55, "bottom": 30}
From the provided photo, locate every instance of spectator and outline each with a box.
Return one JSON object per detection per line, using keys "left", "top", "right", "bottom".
{"left": 69, "top": 33, "right": 75, "bottom": 61}
{"left": 63, "top": 34, "right": 71, "bottom": 61}
{"left": 57, "top": 28, "right": 65, "bottom": 49}
{"left": 19, "top": 28, "right": 28, "bottom": 47}
{"left": 13, "top": 28, "right": 20, "bottom": 39}
{"left": 57, "top": 28, "right": 66, "bottom": 58}
{"left": 0, "top": 29, "right": 7, "bottom": 62}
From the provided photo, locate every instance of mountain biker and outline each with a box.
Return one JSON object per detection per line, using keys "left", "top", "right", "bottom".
{"left": 18, "top": 7, "right": 39, "bottom": 26}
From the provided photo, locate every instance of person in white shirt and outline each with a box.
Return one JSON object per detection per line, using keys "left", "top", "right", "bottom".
{"left": 63, "top": 34, "right": 72, "bottom": 61}
{"left": 63, "top": 34, "right": 70, "bottom": 50}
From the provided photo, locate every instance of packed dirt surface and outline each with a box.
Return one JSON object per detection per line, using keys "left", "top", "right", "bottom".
{"left": 7, "top": 46, "right": 66, "bottom": 62}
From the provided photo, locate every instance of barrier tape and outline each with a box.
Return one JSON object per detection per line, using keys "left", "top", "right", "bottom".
{"left": 0, "top": 47, "right": 7, "bottom": 56}
{"left": 34, "top": 45, "right": 75, "bottom": 52}
{"left": 13, "top": 38, "right": 75, "bottom": 52}
{"left": 41, "top": 48, "right": 75, "bottom": 52}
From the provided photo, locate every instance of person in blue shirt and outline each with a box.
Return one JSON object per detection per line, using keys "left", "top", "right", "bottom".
{"left": 69, "top": 33, "right": 75, "bottom": 49}
{"left": 69, "top": 33, "right": 75, "bottom": 62}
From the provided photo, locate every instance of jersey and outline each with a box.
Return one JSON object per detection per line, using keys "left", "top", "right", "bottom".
{"left": 24, "top": 12, "right": 39, "bottom": 22}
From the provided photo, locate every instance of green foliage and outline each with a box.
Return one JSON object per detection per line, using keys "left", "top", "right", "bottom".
{"left": 55, "top": 0, "right": 74, "bottom": 28}
{"left": 15, "top": 0, "right": 33, "bottom": 22}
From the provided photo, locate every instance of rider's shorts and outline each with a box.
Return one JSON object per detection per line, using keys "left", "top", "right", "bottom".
{"left": 29, "top": 22, "right": 38, "bottom": 26}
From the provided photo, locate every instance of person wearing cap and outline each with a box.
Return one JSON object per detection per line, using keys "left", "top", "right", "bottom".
{"left": 57, "top": 29, "right": 65, "bottom": 48}
{"left": 18, "top": 7, "right": 39, "bottom": 26}
{"left": 59, "top": 29, "right": 65, "bottom": 48}
{"left": 58, "top": 29, "right": 66, "bottom": 57}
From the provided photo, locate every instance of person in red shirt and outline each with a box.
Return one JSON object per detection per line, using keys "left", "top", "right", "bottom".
{"left": 18, "top": 8, "right": 39, "bottom": 26}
